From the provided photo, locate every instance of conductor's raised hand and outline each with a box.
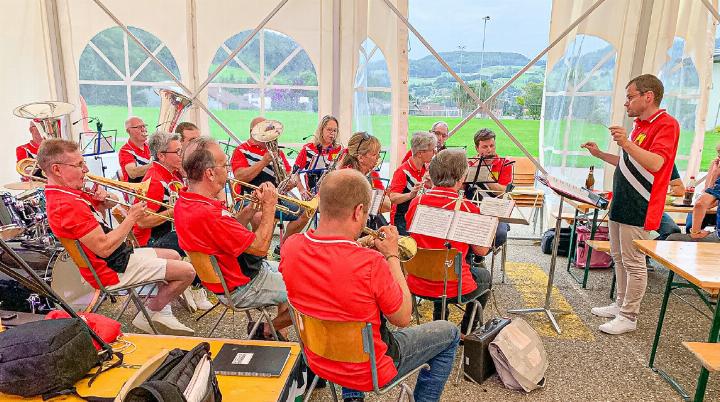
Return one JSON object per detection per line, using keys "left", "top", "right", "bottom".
{"left": 609, "top": 125, "right": 630, "bottom": 148}
{"left": 580, "top": 141, "right": 602, "bottom": 157}
{"left": 374, "top": 225, "right": 399, "bottom": 258}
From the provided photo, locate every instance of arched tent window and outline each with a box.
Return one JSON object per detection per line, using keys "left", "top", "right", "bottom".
{"left": 658, "top": 37, "right": 700, "bottom": 171}
{"left": 542, "top": 34, "right": 616, "bottom": 186}
{"left": 208, "top": 29, "right": 318, "bottom": 142}
{"left": 78, "top": 26, "right": 181, "bottom": 131}
{"left": 353, "top": 38, "right": 392, "bottom": 140}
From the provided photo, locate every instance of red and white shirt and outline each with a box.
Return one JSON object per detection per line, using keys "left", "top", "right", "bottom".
{"left": 466, "top": 156, "right": 513, "bottom": 200}
{"left": 294, "top": 143, "right": 343, "bottom": 192}
{"left": 132, "top": 162, "right": 183, "bottom": 246}
{"left": 280, "top": 230, "right": 403, "bottom": 391}
{"left": 404, "top": 187, "right": 479, "bottom": 298}
{"left": 46, "top": 185, "right": 133, "bottom": 288}
{"left": 16, "top": 141, "right": 39, "bottom": 162}
{"left": 388, "top": 158, "right": 427, "bottom": 228}
{"left": 174, "top": 190, "right": 257, "bottom": 293}
{"left": 230, "top": 141, "right": 291, "bottom": 195}
{"left": 119, "top": 141, "right": 151, "bottom": 183}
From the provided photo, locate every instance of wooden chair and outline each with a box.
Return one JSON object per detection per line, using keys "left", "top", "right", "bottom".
{"left": 508, "top": 157, "right": 545, "bottom": 233}
{"left": 402, "top": 247, "right": 487, "bottom": 384}
{"left": 186, "top": 251, "right": 279, "bottom": 339}
{"left": 57, "top": 237, "right": 161, "bottom": 334}
{"left": 289, "top": 305, "right": 429, "bottom": 402}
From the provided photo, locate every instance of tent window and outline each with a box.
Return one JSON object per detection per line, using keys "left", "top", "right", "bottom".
{"left": 353, "top": 38, "right": 392, "bottom": 138}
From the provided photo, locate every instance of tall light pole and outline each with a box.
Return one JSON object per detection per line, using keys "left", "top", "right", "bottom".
{"left": 458, "top": 44, "right": 466, "bottom": 75}
{"left": 480, "top": 16, "right": 491, "bottom": 80}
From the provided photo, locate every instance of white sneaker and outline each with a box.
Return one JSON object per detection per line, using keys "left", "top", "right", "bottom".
{"left": 151, "top": 308, "right": 195, "bottom": 336}
{"left": 598, "top": 315, "right": 637, "bottom": 335}
{"left": 191, "top": 287, "right": 214, "bottom": 311}
{"left": 591, "top": 303, "right": 620, "bottom": 318}
{"left": 179, "top": 287, "right": 197, "bottom": 313}
{"left": 131, "top": 311, "right": 154, "bottom": 334}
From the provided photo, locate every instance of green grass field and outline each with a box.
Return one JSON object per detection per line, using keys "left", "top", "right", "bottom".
{"left": 87, "top": 105, "right": 719, "bottom": 170}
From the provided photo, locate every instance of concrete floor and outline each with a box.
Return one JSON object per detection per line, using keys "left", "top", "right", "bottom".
{"left": 98, "top": 228, "right": 720, "bottom": 401}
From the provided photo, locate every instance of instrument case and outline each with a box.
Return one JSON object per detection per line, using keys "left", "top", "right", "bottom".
{"left": 462, "top": 317, "right": 512, "bottom": 384}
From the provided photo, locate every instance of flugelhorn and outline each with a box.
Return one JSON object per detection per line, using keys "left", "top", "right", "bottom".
{"left": 361, "top": 227, "right": 417, "bottom": 262}
{"left": 228, "top": 178, "right": 318, "bottom": 218}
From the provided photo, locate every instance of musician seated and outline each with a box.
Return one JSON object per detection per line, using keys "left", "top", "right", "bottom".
{"left": 39, "top": 139, "right": 196, "bottom": 336}
{"left": 17, "top": 121, "right": 43, "bottom": 162}
{"left": 280, "top": 169, "right": 459, "bottom": 402}
{"left": 389, "top": 131, "right": 436, "bottom": 235}
{"left": 402, "top": 121, "right": 448, "bottom": 163}
{"left": 175, "top": 137, "right": 292, "bottom": 340}
{"left": 405, "top": 149, "right": 492, "bottom": 333}
{"left": 340, "top": 131, "right": 391, "bottom": 229}
{"left": 668, "top": 162, "right": 720, "bottom": 243}
{"left": 231, "top": 117, "right": 310, "bottom": 244}
{"left": 175, "top": 121, "right": 201, "bottom": 149}
{"left": 467, "top": 128, "right": 512, "bottom": 248}
{"left": 119, "top": 116, "right": 151, "bottom": 183}
{"left": 294, "top": 115, "right": 342, "bottom": 196}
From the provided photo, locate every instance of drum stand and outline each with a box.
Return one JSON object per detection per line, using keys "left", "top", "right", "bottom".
{"left": 507, "top": 195, "right": 570, "bottom": 334}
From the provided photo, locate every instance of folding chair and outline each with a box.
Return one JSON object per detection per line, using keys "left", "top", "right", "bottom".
{"left": 289, "top": 305, "right": 430, "bottom": 402}
{"left": 57, "top": 237, "right": 161, "bottom": 334}
{"left": 186, "top": 251, "right": 279, "bottom": 339}
{"left": 401, "top": 247, "right": 487, "bottom": 384}
{"left": 508, "top": 157, "right": 545, "bottom": 233}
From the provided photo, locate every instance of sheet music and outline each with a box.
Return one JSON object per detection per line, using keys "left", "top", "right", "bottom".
{"left": 408, "top": 205, "right": 454, "bottom": 239}
{"left": 464, "top": 164, "right": 493, "bottom": 184}
{"left": 448, "top": 211, "right": 498, "bottom": 248}
{"left": 540, "top": 175, "right": 607, "bottom": 208}
{"left": 369, "top": 189, "right": 384, "bottom": 216}
{"left": 479, "top": 197, "right": 515, "bottom": 218}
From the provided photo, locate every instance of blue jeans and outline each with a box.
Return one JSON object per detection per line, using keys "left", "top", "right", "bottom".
{"left": 342, "top": 321, "right": 460, "bottom": 402}
{"left": 655, "top": 213, "right": 680, "bottom": 240}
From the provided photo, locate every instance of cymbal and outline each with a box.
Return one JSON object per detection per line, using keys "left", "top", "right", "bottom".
{"left": 3, "top": 181, "right": 45, "bottom": 191}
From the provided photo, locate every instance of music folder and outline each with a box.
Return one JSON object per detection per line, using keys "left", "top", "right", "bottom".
{"left": 213, "top": 343, "right": 291, "bottom": 377}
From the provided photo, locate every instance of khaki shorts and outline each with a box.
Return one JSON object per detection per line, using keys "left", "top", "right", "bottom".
{"left": 106, "top": 248, "right": 167, "bottom": 290}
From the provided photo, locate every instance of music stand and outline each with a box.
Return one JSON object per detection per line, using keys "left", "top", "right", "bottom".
{"left": 507, "top": 175, "right": 608, "bottom": 334}
{"left": 80, "top": 129, "right": 116, "bottom": 157}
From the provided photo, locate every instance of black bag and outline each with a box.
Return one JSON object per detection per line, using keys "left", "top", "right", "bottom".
{"left": 540, "top": 228, "right": 573, "bottom": 256}
{"left": 0, "top": 279, "right": 53, "bottom": 313}
{"left": 121, "top": 342, "right": 221, "bottom": 402}
{"left": 463, "top": 317, "right": 512, "bottom": 384}
{"left": 0, "top": 318, "right": 100, "bottom": 397}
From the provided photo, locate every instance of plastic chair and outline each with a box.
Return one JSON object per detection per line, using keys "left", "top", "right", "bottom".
{"left": 57, "top": 237, "right": 162, "bottom": 334}
{"left": 289, "top": 305, "right": 430, "bottom": 402}
{"left": 186, "top": 251, "right": 279, "bottom": 339}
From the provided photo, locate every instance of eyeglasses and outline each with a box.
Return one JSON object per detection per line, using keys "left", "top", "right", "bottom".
{"left": 54, "top": 160, "right": 88, "bottom": 170}
{"left": 212, "top": 162, "right": 232, "bottom": 171}
{"left": 160, "top": 149, "right": 182, "bottom": 156}
{"left": 128, "top": 124, "right": 148, "bottom": 130}
{"left": 355, "top": 132, "right": 371, "bottom": 155}
{"left": 324, "top": 127, "right": 338, "bottom": 133}
{"left": 626, "top": 92, "right": 646, "bottom": 102}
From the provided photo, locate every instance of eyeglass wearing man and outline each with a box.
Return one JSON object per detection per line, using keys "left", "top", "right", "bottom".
{"left": 119, "top": 116, "right": 152, "bottom": 183}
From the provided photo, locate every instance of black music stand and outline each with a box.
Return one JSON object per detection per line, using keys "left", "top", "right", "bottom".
{"left": 507, "top": 175, "right": 608, "bottom": 334}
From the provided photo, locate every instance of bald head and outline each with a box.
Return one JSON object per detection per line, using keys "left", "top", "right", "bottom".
{"left": 319, "top": 169, "right": 371, "bottom": 220}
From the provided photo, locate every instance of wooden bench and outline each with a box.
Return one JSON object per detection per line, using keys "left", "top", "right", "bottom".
{"left": 586, "top": 240, "right": 610, "bottom": 253}
{"left": 684, "top": 342, "right": 720, "bottom": 372}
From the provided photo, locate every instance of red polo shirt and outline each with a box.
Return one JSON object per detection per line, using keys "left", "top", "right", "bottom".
{"left": 174, "top": 190, "right": 256, "bottom": 293}
{"left": 132, "top": 162, "right": 183, "bottom": 246}
{"left": 469, "top": 156, "right": 512, "bottom": 186}
{"left": 230, "top": 141, "right": 291, "bottom": 194}
{"left": 404, "top": 187, "right": 479, "bottom": 298}
{"left": 46, "top": 185, "right": 121, "bottom": 288}
{"left": 279, "top": 230, "right": 403, "bottom": 391}
{"left": 16, "top": 141, "right": 39, "bottom": 162}
{"left": 294, "top": 143, "right": 342, "bottom": 171}
{"left": 119, "top": 141, "right": 151, "bottom": 182}
{"left": 388, "top": 158, "right": 427, "bottom": 226}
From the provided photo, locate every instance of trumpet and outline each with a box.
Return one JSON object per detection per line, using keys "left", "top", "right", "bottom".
{"left": 228, "top": 178, "right": 318, "bottom": 218}
{"left": 84, "top": 174, "right": 174, "bottom": 221}
{"left": 361, "top": 227, "right": 417, "bottom": 262}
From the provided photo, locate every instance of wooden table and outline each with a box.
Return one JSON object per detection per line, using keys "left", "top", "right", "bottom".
{"left": 634, "top": 240, "right": 720, "bottom": 402}
{"left": 0, "top": 334, "right": 304, "bottom": 401}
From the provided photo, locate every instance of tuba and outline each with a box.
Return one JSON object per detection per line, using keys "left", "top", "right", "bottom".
{"left": 14, "top": 101, "right": 75, "bottom": 139}
{"left": 250, "top": 119, "right": 290, "bottom": 192}
{"left": 156, "top": 89, "right": 192, "bottom": 133}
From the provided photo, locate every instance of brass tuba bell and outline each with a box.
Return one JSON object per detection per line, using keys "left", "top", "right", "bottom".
{"left": 156, "top": 89, "right": 192, "bottom": 133}
{"left": 13, "top": 101, "right": 75, "bottom": 139}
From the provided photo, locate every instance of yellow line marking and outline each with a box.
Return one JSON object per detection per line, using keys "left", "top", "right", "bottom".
{"left": 505, "top": 261, "right": 595, "bottom": 341}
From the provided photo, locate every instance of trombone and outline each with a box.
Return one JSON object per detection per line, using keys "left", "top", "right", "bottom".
{"left": 361, "top": 227, "right": 417, "bottom": 262}
{"left": 228, "top": 178, "right": 318, "bottom": 218}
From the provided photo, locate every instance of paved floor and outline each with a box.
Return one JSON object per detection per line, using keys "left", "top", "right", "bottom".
{"left": 99, "top": 231, "right": 720, "bottom": 401}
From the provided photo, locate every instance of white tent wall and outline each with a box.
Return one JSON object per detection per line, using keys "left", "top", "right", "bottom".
{"left": 544, "top": 0, "right": 716, "bottom": 192}
{"left": 1, "top": 0, "right": 59, "bottom": 186}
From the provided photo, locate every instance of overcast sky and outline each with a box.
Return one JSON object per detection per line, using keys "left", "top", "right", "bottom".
{"left": 408, "top": 0, "right": 552, "bottom": 60}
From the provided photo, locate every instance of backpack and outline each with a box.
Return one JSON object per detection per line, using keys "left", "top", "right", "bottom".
{"left": 0, "top": 318, "right": 101, "bottom": 398}
{"left": 117, "top": 342, "right": 221, "bottom": 402}
{"left": 488, "top": 318, "right": 548, "bottom": 392}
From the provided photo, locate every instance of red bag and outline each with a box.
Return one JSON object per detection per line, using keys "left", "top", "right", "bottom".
{"left": 45, "top": 311, "right": 123, "bottom": 350}
{"left": 575, "top": 225, "right": 613, "bottom": 269}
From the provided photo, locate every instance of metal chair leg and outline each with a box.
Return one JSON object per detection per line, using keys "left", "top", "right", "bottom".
{"left": 302, "top": 374, "right": 320, "bottom": 402}
{"left": 129, "top": 289, "right": 159, "bottom": 335}
{"left": 501, "top": 242, "right": 508, "bottom": 284}
{"left": 91, "top": 293, "right": 107, "bottom": 313}
{"left": 208, "top": 307, "right": 228, "bottom": 338}
{"left": 329, "top": 382, "right": 339, "bottom": 402}
{"left": 412, "top": 297, "right": 421, "bottom": 325}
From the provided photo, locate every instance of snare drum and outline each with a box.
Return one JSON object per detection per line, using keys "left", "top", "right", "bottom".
{"left": 50, "top": 252, "right": 100, "bottom": 313}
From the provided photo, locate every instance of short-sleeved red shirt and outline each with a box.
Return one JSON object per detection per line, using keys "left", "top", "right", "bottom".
{"left": 230, "top": 141, "right": 291, "bottom": 194}
{"left": 294, "top": 143, "right": 343, "bottom": 191}
{"left": 388, "top": 159, "right": 427, "bottom": 226}
{"left": 118, "top": 141, "right": 151, "bottom": 183}
{"left": 279, "top": 230, "right": 403, "bottom": 391}
{"left": 132, "top": 162, "right": 183, "bottom": 246}
{"left": 404, "top": 187, "right": 479, "bottom": 298}
{"left": 174, "top": 190, "right": 257, "bottom": 293}
{"left": 16, "top": 141, "right": 39, "bottom": 162}
{"left": 469, "top": 156, "right": 512, "bottom": 186}
{"left": 46, "top": 185, "right": 122, "bottom": 288}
